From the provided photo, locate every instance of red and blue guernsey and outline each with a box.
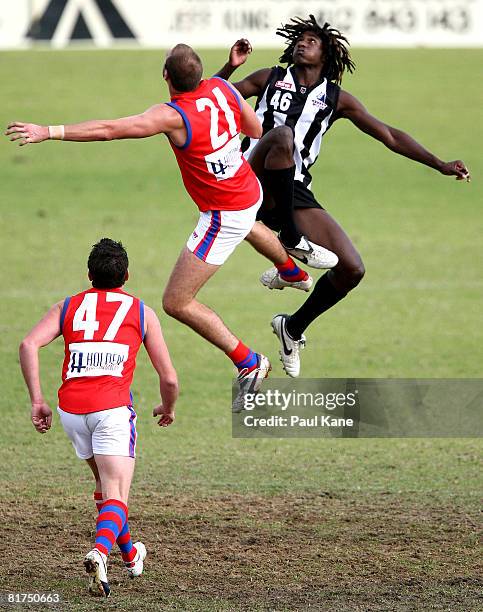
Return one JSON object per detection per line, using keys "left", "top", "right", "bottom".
{"left": 167, "top": 77, "right": 261, "bottom": 212}
{"left": 58, "top": 288, "right": 144, "bottom": 414}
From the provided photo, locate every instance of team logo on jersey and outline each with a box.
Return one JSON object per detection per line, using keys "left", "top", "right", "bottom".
{"left": 312, "top": 93, "right": 328, "bottom": 110}
{"left": 300, "top": 86, "right": 307, "bottom": 94}
{"left": 209, "top": 161, "right": 229, "bottom": 176}
{"left": 66, "top": 342, "right": 129, "bottom": 379}
{"left": 275, "top": 80, "right": 296, "bottom": 92}
{"left": 204, "top": 136, "right": 243, "bottom": 182}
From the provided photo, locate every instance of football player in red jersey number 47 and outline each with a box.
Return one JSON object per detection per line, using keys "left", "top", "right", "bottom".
{"left": 19, "top": 238, "right": 178, "bottom": 598}
{"left": 6, "top": 43, "right": 336, "bottom": 407}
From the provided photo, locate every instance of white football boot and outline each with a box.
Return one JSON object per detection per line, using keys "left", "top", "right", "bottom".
{"left": 260, "top": 267, "right": 313, "bottom": 292}
{"left": 232, "top": 354, "right": 271, "bottom": 413}
{"left": 84, "top": 548, "right": 110, "bottom": 598}
{"left": 125, "top": 542, "right": 147, "bottom": 579}
{"left": 271, "top": 314, "right": 306, "bottom": 378}
{"left": 282, "top": 235, "right": 338, "bottom": 270}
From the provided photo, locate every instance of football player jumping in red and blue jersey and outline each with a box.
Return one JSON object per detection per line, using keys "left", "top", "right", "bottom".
{"left": 6, "top": 44, "right": 336, "bottom": 409}
{"left": 19, "top": 238, "right": 178, "bottom": 598}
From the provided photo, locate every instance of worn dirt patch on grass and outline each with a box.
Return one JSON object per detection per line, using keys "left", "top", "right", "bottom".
{"left": 2, "top": 492, "right": 481, "bottom": 611}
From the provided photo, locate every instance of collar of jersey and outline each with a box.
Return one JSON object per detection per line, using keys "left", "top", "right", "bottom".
{"left": 288, "top": 66, "right": 326, "bottom": 95}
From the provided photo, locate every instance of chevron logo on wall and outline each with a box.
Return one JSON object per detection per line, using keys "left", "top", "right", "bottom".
{"left": 27, "top": 0, "right": 136, "bottom": 45}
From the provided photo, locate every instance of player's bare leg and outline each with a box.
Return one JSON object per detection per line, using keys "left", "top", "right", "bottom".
{"left": 86, "top": 455, "right": 145, "bottom": 579}
{"left": 247, "top": 128, "right": 298, "bottom": 244}
{"left": 271, "top": 206, "right": 365, "bottom": 376}
{"left": 248, "top": 128, "right": 338, "bottom": 268}
{"left": 163, "top": 247, "right": 271, "bottom": 410}
{"left": 84, "top": 455, "right": 143, "bottom": 596}
{"left": 94, "top": 455, "right": 135, "bottom": 505}
{"left": 86, "top": 455, "right": 102, "bottom": 499}
{"left": 163, "top": 247, "right": 239, "bottom": 353}
{"left": 245, "top": 220, "right": 288, "bottom": 264}
{"left": 248, "top": 126, "right": 294, "bottom": 173}
{"left": 294, "top": 207, "right": 365, "bottom": 295}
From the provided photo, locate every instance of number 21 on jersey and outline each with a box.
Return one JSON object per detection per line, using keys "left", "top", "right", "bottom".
{"left": 196, "top": 86, "right": 237, "bottom": 150}
{"left": 195, "top": 86, "right": 243, "bottom": 180}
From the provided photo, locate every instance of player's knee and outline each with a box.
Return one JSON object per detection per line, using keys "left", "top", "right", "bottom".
{"left": 345, "top": 260, "right": 365, "bottom": 289}
{"left": 162, "top": 292, "right": 189, "bottom": 320}
{"left": 162, "top": 293, "right": 179, "bottom": 318}
{"left": 272, "top": 125, "right": 293, "bottom": 143}
{"left": 333, "top": 258, "right": 365, "bottom": 291}
{"left": 270, "top": 126, "right": 294, "bottom": 157}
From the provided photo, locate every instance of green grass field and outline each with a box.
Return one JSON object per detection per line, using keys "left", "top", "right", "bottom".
{"left": 1, "top": 48, "right": 482, "bottom": 611}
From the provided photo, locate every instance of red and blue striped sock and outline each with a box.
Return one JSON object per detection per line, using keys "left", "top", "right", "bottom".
{"left": 227, "top": 340, "right": 259, "bottom": 374}
{"left": 117, "top": 522, "right": 137, "bottom": 564}
{"left": 93, "top": 492, "right": 137, "bottom": 563}
{"left": 276, "top": 257, "right": 309, "bottom": 282}
{"left": 94, "top": 498, "right": 128, "bottom": 557}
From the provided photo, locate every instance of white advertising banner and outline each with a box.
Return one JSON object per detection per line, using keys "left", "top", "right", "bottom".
{"left": 1, "top": 0, "right": 482, "bottom": 49}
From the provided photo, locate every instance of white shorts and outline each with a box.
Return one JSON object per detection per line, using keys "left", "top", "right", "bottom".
{"left": 186, "top": 183, "right": 263, "bottom": 265}
{"left": 57, "top": 406, "right": 137, "bottom": 460}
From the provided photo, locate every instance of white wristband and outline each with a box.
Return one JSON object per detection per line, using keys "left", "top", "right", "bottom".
{"left": 48, "top": 125, "right": 65, "bottom": 140}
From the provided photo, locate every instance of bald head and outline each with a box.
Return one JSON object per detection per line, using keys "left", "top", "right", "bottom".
{"left": 164, "top": 44, "right": 203, "bottom": 92}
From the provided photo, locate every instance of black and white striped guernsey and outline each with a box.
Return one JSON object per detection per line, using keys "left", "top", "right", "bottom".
{"left": 241, "top": 66, "right": 340, "bottom": 190}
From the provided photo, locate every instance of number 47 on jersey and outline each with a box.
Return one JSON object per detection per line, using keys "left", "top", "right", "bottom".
{"left": 72, "top": 293, "right": 133, "bottom": 341}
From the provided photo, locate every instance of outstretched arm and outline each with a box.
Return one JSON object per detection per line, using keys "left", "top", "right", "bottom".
{"left": 143, "top": 306, "right": 179, "bottom": 427}
{"left": 5, "top": 103, "right": 184, "bottom": 146}
{"left": 19, "top": 301, "right": 63, "bottom": 433}
{"left": 337, "top": 90, "right": 470, "bottom": 181}
{"left": 215, "top": 38, "right": 271, "bottom": 99}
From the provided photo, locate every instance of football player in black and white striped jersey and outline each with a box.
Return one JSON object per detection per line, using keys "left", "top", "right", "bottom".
{"left": 217, "top": 15, "right": 470, "bottom": 377}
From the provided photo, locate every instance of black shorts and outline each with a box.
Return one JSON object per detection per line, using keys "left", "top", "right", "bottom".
{"left": 256, "top": 181, "right": 324, "bottom": 232}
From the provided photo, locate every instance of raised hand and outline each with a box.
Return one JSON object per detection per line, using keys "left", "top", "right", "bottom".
{"left": 229, "top": 39, "right": 252, "bottom": 68}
